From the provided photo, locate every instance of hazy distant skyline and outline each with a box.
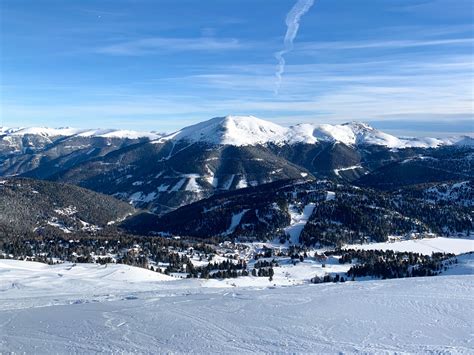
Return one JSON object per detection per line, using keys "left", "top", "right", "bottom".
{"left": 1, "top": 0, "right": 472, "bottom": 136}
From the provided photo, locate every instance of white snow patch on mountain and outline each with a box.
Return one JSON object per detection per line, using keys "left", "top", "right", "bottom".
{"left": 334, "top": 165, "right": 363, "bottom": 177}
{"left": 224, "top": 209, "right": 249, "bottom": 235}
{"left": 284, "top": 203, "right": 316, "bottom": 244}
{"left": 54, "top": 206, "right": 78, "bottom": 216}
{"left": 129, "top": 191, "right": 157, "bottom": 204}
{"left": 236, "top": 177, "right": 248, "bottom": 189}
{"left": 203, "top": 165, "right": 219, "bottom": 188}
{"left": 170, "top": 178, "right": 186, "bottom": 192}
{"left": 184, "top": 174, "right": 202, "bottom": 193}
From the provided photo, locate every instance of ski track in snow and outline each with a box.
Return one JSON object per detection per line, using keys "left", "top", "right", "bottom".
{"left": 0, "top": 258, "right": 473, "bottom": 354}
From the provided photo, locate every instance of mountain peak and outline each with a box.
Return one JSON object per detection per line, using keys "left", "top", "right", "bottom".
{"left": 342, "top": 121, "right": 375, "bottom": 132}
{"left": 158, "top": 115, "right": 467, "bottom": 148}
{"left": 162, "top": 115, "right": 288, "bottom": 146}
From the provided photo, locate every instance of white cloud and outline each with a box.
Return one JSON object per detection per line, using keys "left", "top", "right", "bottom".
{"left": 98, "top": 37, "right": 245, "bottom": 55}
{"left": 297, "top": 38, "right": 474, "bottom": 51}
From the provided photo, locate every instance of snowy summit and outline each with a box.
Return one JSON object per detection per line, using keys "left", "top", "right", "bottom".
{"left": 158, "top": 115, "right": 470, "bottom": 148}
{"left": 3, "top": 116, "right": 471, "bottom": 148}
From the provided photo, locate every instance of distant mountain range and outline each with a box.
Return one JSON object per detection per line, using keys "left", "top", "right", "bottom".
{"left": 2, "top": 115, "right": 471, "bottom": 148}
{"left": 0, "top": 126, "right": 162, "bottom": 140}
{"left": 1, "top": 115, "right": 473, "bottom": 215}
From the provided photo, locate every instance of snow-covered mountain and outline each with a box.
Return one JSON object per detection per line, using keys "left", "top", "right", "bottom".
{"left": 1, "top": 126, "right": 162, "bottom": 140}
{"left": 159, "top": 115, "right": 470, "bottom": 148}
{"left": 0, "top": 127, "right": 164, "bottom": 177}
{"left": 1, "top": 115, "right": 472, "bottom": 214}
{"left": 3, "top": 116, "right": 471, "bottom": 149}
{"left": 159, "top": 115, "right": 289, "bottom": 146}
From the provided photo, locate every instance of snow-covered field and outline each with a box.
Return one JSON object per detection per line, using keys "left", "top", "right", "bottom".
{"left": 1, "top": 257, "right": 473, "bottom": 354}
{"left": 345, "top": 237, "right": 474, "bottom": 256}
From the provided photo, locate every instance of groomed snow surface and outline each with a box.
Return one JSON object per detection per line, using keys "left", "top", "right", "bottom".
{"left": 1, "top": 252, "right": 473, "bottom": 353}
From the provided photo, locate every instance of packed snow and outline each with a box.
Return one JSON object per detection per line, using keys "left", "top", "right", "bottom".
{"left": 0, "top": 259, "right": 472, "bottom": 353}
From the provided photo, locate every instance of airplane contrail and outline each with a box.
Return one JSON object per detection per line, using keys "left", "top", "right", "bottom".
{"left": 274, "top": 0, "right": 315, "bottom": 95}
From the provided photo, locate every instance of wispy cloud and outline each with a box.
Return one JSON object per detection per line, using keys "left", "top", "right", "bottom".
{"left": 4, "top": 48, "right": 471, "bottom": 132}
{"left": 98, "top": 37, "right": 245, "bottom": 55}
{"left": 298, "top": 37, "right": 474, "bottom": 51}
{"left": 274, "top": 0, "right": 314, "bottom": 95}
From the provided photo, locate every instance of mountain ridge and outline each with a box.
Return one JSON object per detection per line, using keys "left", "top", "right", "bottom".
{"left": 0, "top": 126, "right": 163, "bottom": 140}
{"left": 3, "top": 116, "right": 472, "bottom": 148}
{"left": 157, "top": 116, "right": 472, "bottom": 148}
{"left": 1, "top": 115, "right": 472, "bottom": 215}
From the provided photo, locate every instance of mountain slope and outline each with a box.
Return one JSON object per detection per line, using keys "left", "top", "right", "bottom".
{"left": 121, "top": 179, "right": 473, "bottom": 245}
{"left": 0, "top": 178, "right": 134, "bottom": 237}
{"left": 0, "top": 128, "right": 162, "bottom": 178}
{"left": 159, "top": 115, "right": 469, "bottom": 148}
{"left": 356, "top": 146, "right": 474, "bottom": 189}
{"left": 51, "top": 141, "right": 310, "bottom": 214}
{"left": 2, "top": 116, "right": 472, "bottom": 214}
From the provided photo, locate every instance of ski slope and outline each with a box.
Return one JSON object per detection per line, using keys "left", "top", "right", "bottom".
{"left": 284, "top": 202, "right": 316, "bottom": 244}
{"left": 0, "top": 259, "right": 473, "bottom": 353}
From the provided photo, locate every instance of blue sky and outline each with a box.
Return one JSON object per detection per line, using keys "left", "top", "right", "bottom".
{"left": 0, "top": 0, "right": 472, "bottom": 135}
